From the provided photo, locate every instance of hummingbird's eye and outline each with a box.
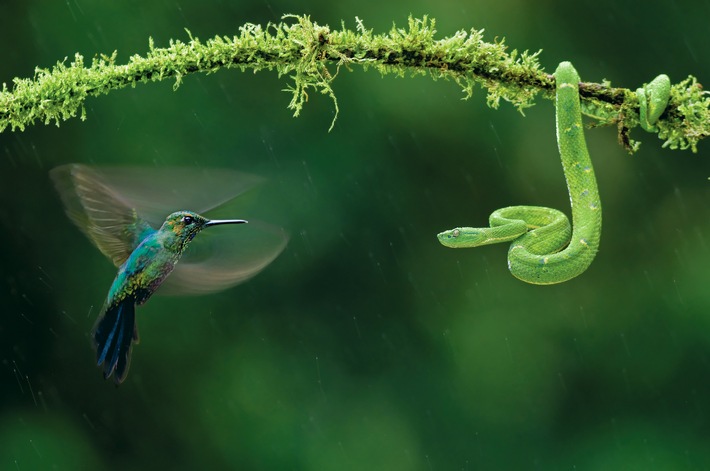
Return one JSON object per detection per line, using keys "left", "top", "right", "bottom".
{"left": 182, "top": 215, "right": 194, "bottom": 225}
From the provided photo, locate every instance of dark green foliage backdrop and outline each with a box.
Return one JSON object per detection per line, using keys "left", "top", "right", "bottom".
{"left": 1, "top": 1, "right": 709, "bottom": 469}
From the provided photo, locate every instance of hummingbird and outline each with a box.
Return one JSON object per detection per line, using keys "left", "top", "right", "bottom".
{"left": 51, "top": 164, "right": 287, "bottom": 384}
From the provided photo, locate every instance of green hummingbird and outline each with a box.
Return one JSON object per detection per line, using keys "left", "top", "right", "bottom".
{"left": 51, "top": 164, "right": 287, "bottom": 384}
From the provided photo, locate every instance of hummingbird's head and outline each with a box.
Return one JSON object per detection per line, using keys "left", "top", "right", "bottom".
{"left": 162, "top": 211, "right": 210, "bottom": 243}
{"left": 160, "top": 211, "right": 248, "bottom": 253}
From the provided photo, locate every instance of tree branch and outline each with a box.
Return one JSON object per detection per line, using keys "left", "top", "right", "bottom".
{"left": 1, "top": 15, "right": 708, "bottom": 152}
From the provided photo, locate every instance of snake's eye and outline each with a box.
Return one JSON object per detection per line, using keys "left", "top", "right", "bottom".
{"left": 182, "top": 215, "right": 194, "bottom": 225}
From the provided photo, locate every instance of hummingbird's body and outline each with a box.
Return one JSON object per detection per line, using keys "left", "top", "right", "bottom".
{"left": 93, "top": 210, "right": 247, "bottom": 383}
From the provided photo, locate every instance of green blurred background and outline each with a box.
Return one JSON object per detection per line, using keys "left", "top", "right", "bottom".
{"left": 1, "top": 0, "right": 709, "bottom": 469}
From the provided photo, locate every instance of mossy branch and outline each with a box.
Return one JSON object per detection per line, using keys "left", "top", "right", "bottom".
{"left": 1, "top": 15, "right": 708, "bottom": 152}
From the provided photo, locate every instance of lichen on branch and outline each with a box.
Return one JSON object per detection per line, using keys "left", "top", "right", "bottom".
{"left": 0, "top": 15, "right": 708, "bottom": 151}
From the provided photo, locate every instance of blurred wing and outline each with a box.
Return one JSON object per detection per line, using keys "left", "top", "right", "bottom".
{"left": 160, "top": 221, "right": 288, "bottom": 295}
{"left": 52, "top": 163, "right": 286, "bottom": 294}
{"left": 51, "top": 164, "right": 265, "bottom": 267}
{"left": 86, "top": 165, "right": 263, "bottom": 227}
{"left": 50, "top": 164, "right": 155, "bottom": 267}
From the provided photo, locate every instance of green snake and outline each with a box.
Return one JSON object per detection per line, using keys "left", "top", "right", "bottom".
{"left": 437, "top": 61, "right": 670, "bottom": 285}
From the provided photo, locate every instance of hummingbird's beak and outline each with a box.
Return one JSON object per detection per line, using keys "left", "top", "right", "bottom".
{"left": 204, "top": 219, "right": 248, "bottom": 227}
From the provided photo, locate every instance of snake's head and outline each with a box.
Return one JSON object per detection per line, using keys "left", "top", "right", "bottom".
{"left": 437, "top": 228, "right": 462, "bottom": 247}
{"left": 437, "top": 227, "right": 488, "bottom": 248}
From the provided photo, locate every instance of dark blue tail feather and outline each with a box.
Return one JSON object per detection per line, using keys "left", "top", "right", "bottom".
{"left": 93, "top": 297, "right": 138, "bottom": 384}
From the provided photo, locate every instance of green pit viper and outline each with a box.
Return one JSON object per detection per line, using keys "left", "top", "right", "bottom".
{"left": 437, "top": 61, "right": 670, "bottom": 284}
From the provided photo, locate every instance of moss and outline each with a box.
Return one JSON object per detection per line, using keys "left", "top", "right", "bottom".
{"left": 0, "top": 15, "right": 707, "bottom": 152}
{"left": 657, "top": 76, "right": 710, "bottom": 152}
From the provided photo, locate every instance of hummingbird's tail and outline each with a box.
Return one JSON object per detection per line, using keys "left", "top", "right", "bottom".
{"left": 93, "top": 297, "right": 139, "bottom": 384}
